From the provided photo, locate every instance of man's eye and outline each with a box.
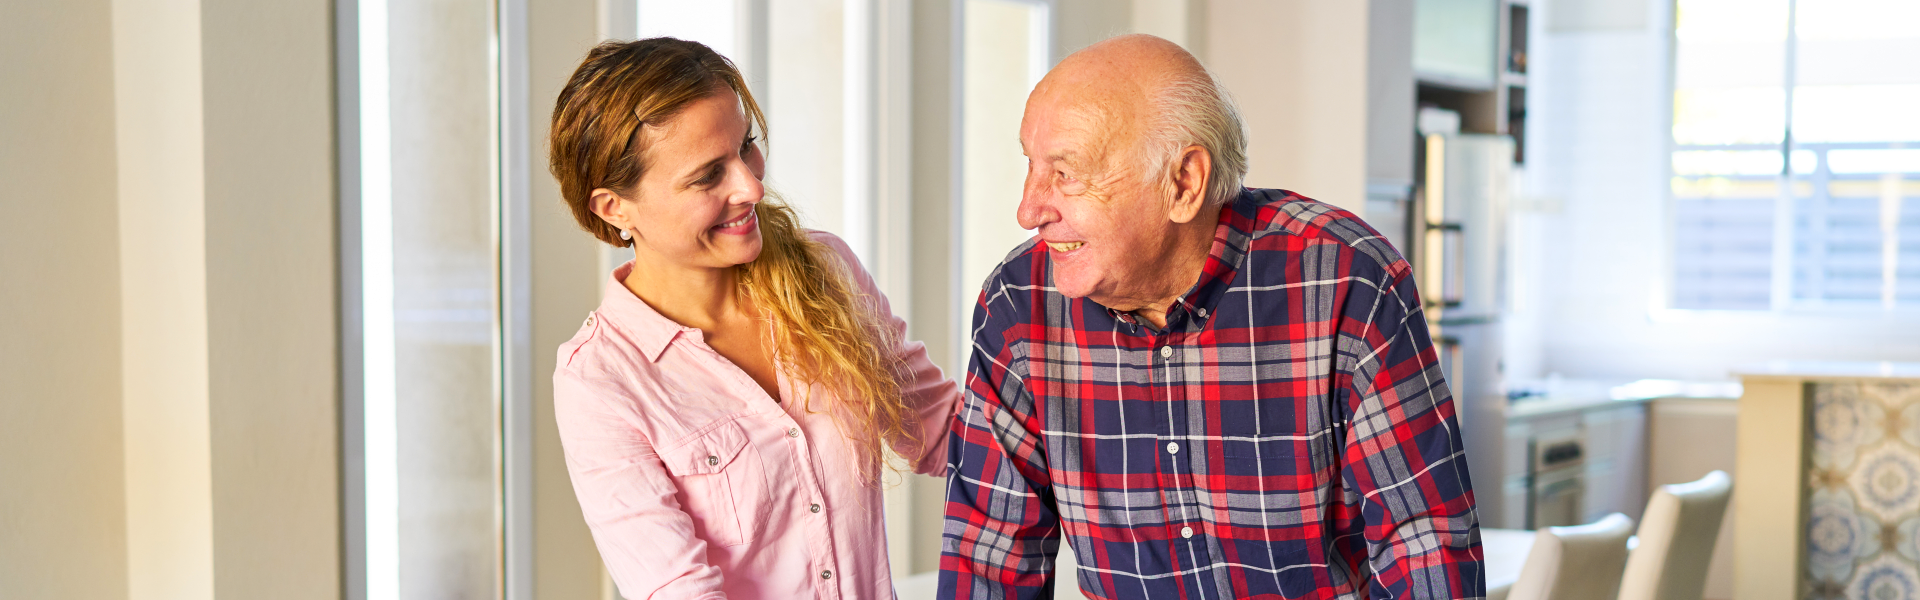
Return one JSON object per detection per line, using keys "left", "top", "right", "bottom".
{"left": 1058, "top": 171, "right": 1078, "bottom": 184}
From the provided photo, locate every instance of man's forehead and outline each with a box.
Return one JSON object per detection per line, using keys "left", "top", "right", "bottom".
{"left": 1022, "top": 99, "right": 1119, "bottom": 155}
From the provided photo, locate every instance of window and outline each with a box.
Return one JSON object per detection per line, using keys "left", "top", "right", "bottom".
{"left": 1670, "top": 0, "right": 1920, "bottom": 310}
{"left": 960, "top": 0, "right": 1051, "bottom": 360}
{"left": 355, "top": 0, "right": 504, "bottom": 597}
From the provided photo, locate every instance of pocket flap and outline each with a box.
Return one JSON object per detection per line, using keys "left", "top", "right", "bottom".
{"left": 662, "top": 420, "right": 750, "bottom": 477}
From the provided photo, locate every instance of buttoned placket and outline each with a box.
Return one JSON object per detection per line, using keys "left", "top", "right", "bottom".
{"left": 1154, "top": 311, "right": 1221, "bottom": 598}
{"left": 774, "top": 387, "right": 843, "bottom": 600}
{"left": 687, "top": 328, "right": 845, "bottom": 600}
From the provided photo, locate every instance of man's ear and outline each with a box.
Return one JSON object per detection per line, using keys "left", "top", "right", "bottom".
{"left": 1167, "top": 144, "right": 1213, "bottom": 224}
{"left": 589, "top": 187, "right": 629, "bottom": 230}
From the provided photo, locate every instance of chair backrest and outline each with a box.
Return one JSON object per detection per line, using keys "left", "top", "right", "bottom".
{"left": 1507, "top": 513, "right": 1636, "bottom": 600}
{"left": 1616, "top": 470, "right": 1734, "bottom": 600}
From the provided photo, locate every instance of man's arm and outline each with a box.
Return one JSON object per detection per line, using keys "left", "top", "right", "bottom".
{"left": 938, "top": 285, "right": 1061, "bottom": 600}
{"left": 1332, "top": 252, "right": 1485, "bottom": 599}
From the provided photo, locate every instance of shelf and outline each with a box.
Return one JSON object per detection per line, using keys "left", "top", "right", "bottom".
{"left": 1415, "top": 71, "right": 1498, "bottom": 93}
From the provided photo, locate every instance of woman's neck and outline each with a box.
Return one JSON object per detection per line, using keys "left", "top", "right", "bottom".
{"left": 621, "top": 249, "right": 744, "bottom": 330}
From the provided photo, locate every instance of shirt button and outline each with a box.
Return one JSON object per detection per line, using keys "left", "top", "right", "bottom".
{"left": 1167, "top": 442, "right": 1180, "bottom": 454}
{"left": 787, "top": 427, "right": 800, "bottom": 438}
{"left": 1181, "top": 526, "right": 1194, "bottom": 539}
{"left": 706, "top": 455, "right": 719, "bottom": 466}
{"left": 1196, "top": 307, "right": 1208, "bottom": 318}
{"left": 821, "top": 570, "right": 834, "bottom": 580}
{"left": 809, "top": 503, "right": 821, "bottom": 513}
{"left": 1160, "top": 346, "right": 1172, "bottom": 358}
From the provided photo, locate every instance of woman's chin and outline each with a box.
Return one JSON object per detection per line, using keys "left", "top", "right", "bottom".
{"left": 724, "top": 237, "right": 765, "bottom": 267}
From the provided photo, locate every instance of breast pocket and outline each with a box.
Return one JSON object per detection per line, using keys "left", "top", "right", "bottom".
{"left": 660, "top": 419, "right": 766, "bottom": 547}
{"left": 1217, "top": 400, "right": 1317, "bottom": 479}
{"left": 1221, "top": 434, "right": 1308, "bottom": 475}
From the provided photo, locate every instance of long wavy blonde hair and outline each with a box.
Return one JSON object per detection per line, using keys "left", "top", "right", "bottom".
{"left": 548, "top": 38, "right": 916, "bottom": 484}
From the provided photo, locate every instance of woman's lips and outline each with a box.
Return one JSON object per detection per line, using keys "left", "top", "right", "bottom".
{"left": 712, "top": 210, "right": 757, "bottom": 234}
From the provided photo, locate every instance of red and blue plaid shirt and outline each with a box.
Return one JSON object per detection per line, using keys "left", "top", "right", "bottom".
{"left": 939, "top": 189, "right": 1483, "bottom": 600}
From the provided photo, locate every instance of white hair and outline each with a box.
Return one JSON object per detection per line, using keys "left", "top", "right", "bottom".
{"left": 1139, "top": 69, "right": 1248, "bottom": 206}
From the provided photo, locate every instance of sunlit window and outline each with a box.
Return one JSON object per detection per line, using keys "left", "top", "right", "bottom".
{"left": 1670, "top": 0, "right": 1920, "bottom": 310}
{"left": 960, "top": 0, "right": 1050, "bottom": 359}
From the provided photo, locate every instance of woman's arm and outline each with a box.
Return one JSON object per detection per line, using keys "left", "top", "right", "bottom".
{"left": 812, "top": 232, "right": 963, "bottom": 475}
{"left": 553, "top": 369, "right": 727, "bottom": 599}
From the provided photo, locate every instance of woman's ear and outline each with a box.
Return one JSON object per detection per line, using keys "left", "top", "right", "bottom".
{"left": 589, "top": 187, "right": 629, "bottom": 230}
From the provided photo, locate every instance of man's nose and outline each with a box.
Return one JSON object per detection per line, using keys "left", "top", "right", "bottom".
{"left": 1016, "top": 177, "right": 1053, "bottom": 231}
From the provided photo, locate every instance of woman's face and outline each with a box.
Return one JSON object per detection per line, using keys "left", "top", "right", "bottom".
{"left": 597, "top": 86, "right": 767, "bottom": 271}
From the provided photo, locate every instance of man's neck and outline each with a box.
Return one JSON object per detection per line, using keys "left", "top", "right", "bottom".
{"left": 1124, "top": 203, "right": 1222, "bottom": 330}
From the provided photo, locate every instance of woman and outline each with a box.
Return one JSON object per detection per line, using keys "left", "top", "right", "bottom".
{"left": 547, "top": 38, "right": 960, "bottom": 598}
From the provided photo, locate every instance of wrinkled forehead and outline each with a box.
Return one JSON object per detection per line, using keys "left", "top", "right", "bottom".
{"left": 1021, "top": 80, "right": 1146, "bottom": 165}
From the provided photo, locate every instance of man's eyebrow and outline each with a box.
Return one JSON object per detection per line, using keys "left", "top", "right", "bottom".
{"left": 1047, "top": 149, "right": 1087, "bottom": 169}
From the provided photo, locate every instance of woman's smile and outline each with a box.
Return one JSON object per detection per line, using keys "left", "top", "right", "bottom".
{"left": 712, "top": 210, "right": 757, "bottom": 235}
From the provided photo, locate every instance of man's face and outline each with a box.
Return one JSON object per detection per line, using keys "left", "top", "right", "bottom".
{"left": 1016, "top": 94, "right": 1177, "bottom": 308}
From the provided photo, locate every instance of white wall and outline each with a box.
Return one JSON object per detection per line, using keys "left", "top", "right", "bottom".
{"left": 3, "top": 0, "right": 339, "bottom": 597}
{"left": 1203, "top": 0, "right": 1373, "bottom": 216}
{"left": 528, "top": 1, "right": 611, "bottom": 598}
{"left": 765, "top": 0, "right": 848, "bottom": 237}
{"left": 0, "top": 1, "right": 130, "bottom": 598}
{"left": 1520, "top": 0, "right": 1920, "bottom": 381}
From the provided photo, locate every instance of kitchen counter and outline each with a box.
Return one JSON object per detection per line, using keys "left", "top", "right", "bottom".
{"left": 1503, "top": 378, "right": 1742, "bottom": 420}
{"left": 1730, "top": 361, "right": 1920, "bottom": 600}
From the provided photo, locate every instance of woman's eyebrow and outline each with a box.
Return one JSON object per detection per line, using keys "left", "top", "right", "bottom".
{"left": 677, "top": 154, "right": 728, "bottom": 187}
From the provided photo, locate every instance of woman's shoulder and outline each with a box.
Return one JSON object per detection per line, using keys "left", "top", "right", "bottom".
{"left": 803, "top": 228, "right": 854, "bottom": 261}
{"left": 799, "top": 229, "right": 876, "bottom": 291}
{"left": 552, "top": 312, "right": 634, "bottom": 398}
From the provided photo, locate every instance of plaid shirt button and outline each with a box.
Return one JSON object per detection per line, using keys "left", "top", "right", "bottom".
{"left": 1166, "top": 442, "right": 1179, "bottom": 454}
{"left": 1159, "top": 346, "right": 1172, "bottom": 358}
{"left": 1180, "top": 526, "right": 1193, "bottom": 539}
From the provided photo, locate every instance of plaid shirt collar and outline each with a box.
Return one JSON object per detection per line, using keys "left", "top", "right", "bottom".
{"left": 1098, "top": 189, "right": 1255, "bottom": 333}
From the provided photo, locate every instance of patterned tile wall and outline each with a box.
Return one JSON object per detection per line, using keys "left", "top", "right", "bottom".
{"left": 1808, "top": 382, "right": 1920, "bottom": 600}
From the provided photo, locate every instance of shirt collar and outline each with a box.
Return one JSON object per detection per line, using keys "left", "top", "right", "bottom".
{"left": 598, "top": 260, "right": 699, "bottom": 363}
{"left": 1103, "top": 189, "right": 1256, "bottom": 330}
{"left": 1179, "top": 189, "right": 1257, "bottom": 324}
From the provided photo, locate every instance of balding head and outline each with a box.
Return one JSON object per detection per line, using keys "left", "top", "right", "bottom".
{"left": 1014, "top": 34, "right": 1248, "bottom": 321}
{"left": 1026, "top": 34, "right": 1247, "bottom": 206}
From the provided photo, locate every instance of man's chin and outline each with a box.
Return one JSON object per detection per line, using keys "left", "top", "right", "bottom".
{"left": 1050, "top": 272, "right": 1096, "bottom": 300}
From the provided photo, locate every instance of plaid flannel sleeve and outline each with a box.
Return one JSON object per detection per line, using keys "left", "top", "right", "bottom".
{"left": 937, "top": 287, "right": 1061, "bottom": 600}
{"left": 1331, "top": 251, "right": 1485, "bottom": 599}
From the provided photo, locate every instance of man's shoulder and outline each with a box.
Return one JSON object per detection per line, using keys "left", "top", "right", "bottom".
{"left": 1236, "top": 188, "right": 1409, "bottom": 277}
{"left": 978, "top": 236, "right": 1047, "bottom": 311}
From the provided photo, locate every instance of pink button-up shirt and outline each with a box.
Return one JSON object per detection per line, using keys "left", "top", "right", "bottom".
{"left": 553, "top": 231, "right": 960, "bottom": 600}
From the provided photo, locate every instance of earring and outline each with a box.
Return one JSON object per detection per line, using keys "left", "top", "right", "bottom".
{"left": 619, "top": 229, "right": 632, "bottom": 240}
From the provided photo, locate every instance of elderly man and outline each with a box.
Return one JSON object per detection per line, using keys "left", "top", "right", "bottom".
{"left": 939, "top": 34, "right": 1482, "bottom": 599}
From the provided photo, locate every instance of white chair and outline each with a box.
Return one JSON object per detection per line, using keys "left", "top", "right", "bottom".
{"left": 1616, "top": 470, "right": 1733, "bottom": 600}
{"left": 1502, "top": 513, "right": 1636, "bottom": 600}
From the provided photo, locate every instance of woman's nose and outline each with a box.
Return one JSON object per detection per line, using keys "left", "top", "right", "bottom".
{"left": 729, "top": 163, "right": 764, "bottom": 205}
